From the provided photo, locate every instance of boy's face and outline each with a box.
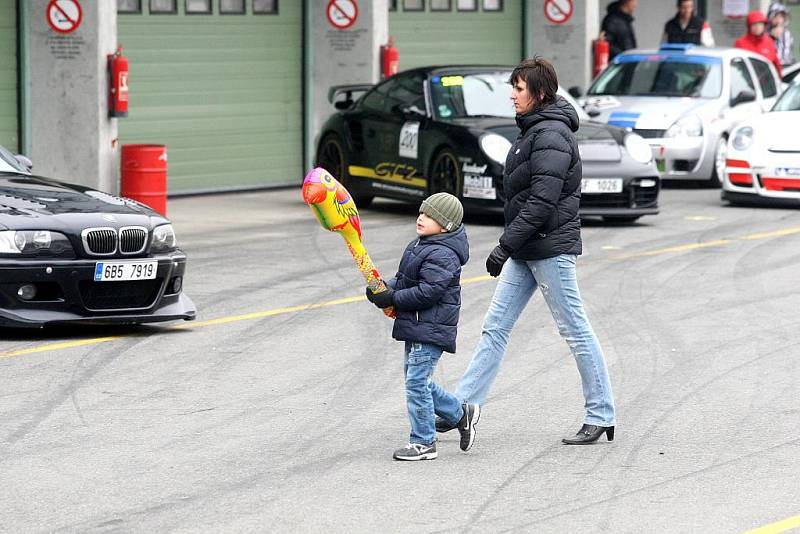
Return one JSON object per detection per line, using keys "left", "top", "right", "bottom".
{"left": 417, "top": 213, "right": 446, "bottom": 236}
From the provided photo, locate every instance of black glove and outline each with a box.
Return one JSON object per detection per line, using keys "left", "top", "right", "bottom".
{"left": 486, "top": 245, "right": 511, "bottom": 277}
{"left": 367, "top": 287, "right": 394, "bottom": 309}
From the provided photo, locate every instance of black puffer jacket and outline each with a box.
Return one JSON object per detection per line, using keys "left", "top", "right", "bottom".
{"left": 388, "top": 225, "right": 469, "bottom": 353}
{"left": 499, "top": 96, "right": 582, "bottom": 260}
{"left": 602, "top": 1, "right": 637, "bottom": 59}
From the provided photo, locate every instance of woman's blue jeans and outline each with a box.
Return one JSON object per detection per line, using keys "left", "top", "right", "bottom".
{"left": 454, "top": 255, "right": 616, "bottom": 426}
{"left": 404, "top": 342, "right": 464, "bottom": 445}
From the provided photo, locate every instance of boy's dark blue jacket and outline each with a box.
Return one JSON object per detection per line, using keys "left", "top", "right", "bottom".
{"left": 387, "top": 225, "right": 469, "bottom": 353}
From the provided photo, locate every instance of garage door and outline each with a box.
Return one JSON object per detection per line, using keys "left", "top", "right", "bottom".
{"left": 0, "top": 1, "right": 18, "bottom": 152}
{"left": 117, "top": 0, "right": 302, "bottom": 193}
{"left": 389, "top": 0, "right": 522, "bottom": 70}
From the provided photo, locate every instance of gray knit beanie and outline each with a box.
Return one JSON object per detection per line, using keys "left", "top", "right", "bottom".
{"left": 420, "top": 192, "right": 464, "bottom": 232}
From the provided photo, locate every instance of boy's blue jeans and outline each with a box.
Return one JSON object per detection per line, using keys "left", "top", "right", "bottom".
{"left": 404, "top": 342, "right": 463, "bottom": 445}
{"left": 454, "top": 255, "right": 616, "bottom": 426}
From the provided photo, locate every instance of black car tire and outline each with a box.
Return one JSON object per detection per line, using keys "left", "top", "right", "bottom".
{"left": 316, "top": 133, "right": 374, "bottom": 208}
{"left": 429, "top": 148, "right": 462, "bottom": 197}
{"left": 602, "top": 215, "right": 641, "bottom": 223}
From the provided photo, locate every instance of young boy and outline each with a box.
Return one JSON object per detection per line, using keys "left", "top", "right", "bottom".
{"left": 366, "top": 192, "right": 480, "bottom": 461}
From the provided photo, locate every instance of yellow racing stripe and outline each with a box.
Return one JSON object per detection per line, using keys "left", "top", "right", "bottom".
{"left": 348, "top": 165, "right": 427, "bottom": 188}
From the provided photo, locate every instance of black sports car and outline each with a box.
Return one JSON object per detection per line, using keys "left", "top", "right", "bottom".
{"left": 316, "top": 66, "right": 660, "bottom": 223}
{"left": 0, "top": 145, "right": 195, "bottom": 328}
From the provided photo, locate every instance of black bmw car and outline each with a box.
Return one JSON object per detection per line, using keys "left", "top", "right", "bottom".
{"left": 316, "top": 66, "right": 660, "bottom": 223}
{"left": 0, "top": 145, "right": 195, "bottom": 328}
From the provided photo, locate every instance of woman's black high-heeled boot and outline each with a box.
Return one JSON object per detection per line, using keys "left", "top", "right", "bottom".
{"left": 562, "top": 424, "right": 615, "bottom": 445}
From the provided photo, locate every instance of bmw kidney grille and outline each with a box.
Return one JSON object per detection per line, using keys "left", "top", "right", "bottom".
{"left": 81, "top": 226, "right": 148, "bottom": 256}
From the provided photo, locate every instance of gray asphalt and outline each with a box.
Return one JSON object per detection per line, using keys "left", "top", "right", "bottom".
{"left": 1, "top": 186, "right": 799, "bottom": 533}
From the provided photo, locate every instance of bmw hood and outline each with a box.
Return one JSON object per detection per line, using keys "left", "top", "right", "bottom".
{"left": 0, "top": 173, "right": 167, "bottom": 231}
{"left": 583, "top": 96, "right": 713, "bottom": 131}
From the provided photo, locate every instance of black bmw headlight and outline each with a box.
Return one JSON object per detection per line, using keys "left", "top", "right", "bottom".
{"left": 0, "top": 230, "right": 76, "bottom": 258}
{"left": 150, "top": 224, "right": 178, "bottom": 253}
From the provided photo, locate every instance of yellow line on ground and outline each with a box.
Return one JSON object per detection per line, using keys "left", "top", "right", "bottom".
{"left": 742, "top": 514, "right": 800, "bottom": 534}
{"left": 172, "top": 296, "right": 366, "bottom": 329}
{"left": 611, "top": 239, "right": 733, "bottom": 260}
{"left": 2, "top": 224, "right": 800, "bottom": 360}
{"left": 739, "top": 226, "right": 800, "bottom": 241}
{"left": 0, "top": 336, "right": 123, "bottom": 359}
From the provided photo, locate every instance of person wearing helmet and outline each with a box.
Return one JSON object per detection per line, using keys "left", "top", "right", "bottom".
{"left": 735, "top": 10, "right": 782, "bottom": 76}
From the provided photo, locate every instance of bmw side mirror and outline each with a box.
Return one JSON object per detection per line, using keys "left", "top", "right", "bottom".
{"left": 15, "top": 154, "right": 33, "bottom": 171}
{"left": 730, "top": 89, "right": 756, "bottom": 107}
{"left": 568, "top": 86, "right": 583, "bottom": 98}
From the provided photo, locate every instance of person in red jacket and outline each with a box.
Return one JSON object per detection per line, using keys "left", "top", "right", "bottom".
{"left": 735, "top": 10, "right": 782, "bottom": 77}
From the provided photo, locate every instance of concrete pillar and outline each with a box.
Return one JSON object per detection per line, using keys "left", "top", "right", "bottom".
{"left": 528, "top": 0, "right": 599, "bottom": 92}
{"left": 25, "top": 1, "right": 118, "bottom": 192}
{"left": 308, "top": 0, "right": 388, "bottom": 163}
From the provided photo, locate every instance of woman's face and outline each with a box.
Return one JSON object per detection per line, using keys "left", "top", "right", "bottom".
{"left": 510, "top": 77, "right": 535, "bottom": 114}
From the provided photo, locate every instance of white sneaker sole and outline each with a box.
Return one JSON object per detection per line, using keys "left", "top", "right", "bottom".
{"left": 393, "top": 451, "right": 438, "bottom": 461}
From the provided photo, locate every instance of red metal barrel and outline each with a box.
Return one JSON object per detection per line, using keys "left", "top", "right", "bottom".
{"left": 120, "top": 144, "right": 168, "bottom": 215}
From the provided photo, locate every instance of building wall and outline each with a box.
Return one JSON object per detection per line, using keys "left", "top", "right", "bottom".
{"left": 118, "top": 2, "right": 303, "bottom": 193}
{"left": 27, "top": 1, "right": 118, "bottom": 191}
{"left": 0, "top": 2, "right": 18, "bottom": 152}
{"left": 388, "top": 0, "right": 523, "bottom": 70}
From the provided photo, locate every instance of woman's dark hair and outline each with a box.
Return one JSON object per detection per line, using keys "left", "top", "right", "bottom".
{"left": 509, "top": 56, "right": 558, "bottom": 109}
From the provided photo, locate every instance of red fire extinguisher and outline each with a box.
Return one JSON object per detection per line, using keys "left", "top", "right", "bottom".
{"left": 107, "top": 46, "right": 129, "bottom": 118}
{"left": 592, "top": 32, "right": 609, "bottom": 79}
{"left": 381, "top": 36, "right": 399, "bottom": 79}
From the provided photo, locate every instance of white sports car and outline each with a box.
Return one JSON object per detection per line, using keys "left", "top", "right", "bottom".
{"left": 722, "top": 81, "right": 800, "bottom": 205}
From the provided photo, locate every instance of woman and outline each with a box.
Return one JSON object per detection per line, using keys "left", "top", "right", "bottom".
{"left": 435, "top": 57, "right": 617, "bottom": 445}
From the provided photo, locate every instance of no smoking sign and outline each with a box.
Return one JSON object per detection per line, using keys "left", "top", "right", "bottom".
{"left": 544, "top": 0, "right": 573, "bottom": 25}
{"left": 327, "top": 0, "right": 358, "bottom": 30}
{"left": 47, "top": 0, "right": 83, "bottom": 34}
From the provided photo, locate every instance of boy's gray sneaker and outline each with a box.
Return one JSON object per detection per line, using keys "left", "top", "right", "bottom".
{"left": 458, "top": 403, "right": 481, "bottom": 451}
{"left": 435, "top": 416, "right": 457, "bottom": 433}
{"left": 393, "top": 442, "right": 437, "bottom": 461}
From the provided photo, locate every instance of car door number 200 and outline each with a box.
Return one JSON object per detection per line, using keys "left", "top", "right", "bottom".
{"left": 399, "top": 121, "right": 420, "bottom": 159}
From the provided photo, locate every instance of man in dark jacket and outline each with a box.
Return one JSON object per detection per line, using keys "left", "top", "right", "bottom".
{"left": 663, "top": 0, "right": 715, "bottom": 46}
{"left": 602, "top": 0, "right": 638, "bottom": 59}
{"left": 366, "top": 192, "right": 480, "bottom": 460}
{"left": 437, "top": 58, "right": 617, "bottom": 445}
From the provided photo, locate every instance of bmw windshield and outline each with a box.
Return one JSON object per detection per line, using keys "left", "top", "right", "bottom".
{"left": 430, "top": 71, "right": 589, "bottom": 120}
{"left": 589, "top": 55, "right": 723, "bottom": 98}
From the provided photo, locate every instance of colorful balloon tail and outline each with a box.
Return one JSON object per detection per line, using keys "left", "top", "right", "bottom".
{"left": 302, "top": 167, "right": 395, "bottom": 318}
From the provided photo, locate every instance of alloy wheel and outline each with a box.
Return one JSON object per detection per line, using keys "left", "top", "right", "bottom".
{"left": 431, "top": 150, "right": 460, "bottom": 195}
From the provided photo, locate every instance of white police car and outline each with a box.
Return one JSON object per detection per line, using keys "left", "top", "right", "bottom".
{"left": 579, "top": 44, "right": 782, "bottom": 185}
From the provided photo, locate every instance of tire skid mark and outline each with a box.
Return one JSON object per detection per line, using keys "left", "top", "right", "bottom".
{"left": 0, "top": 332, "right": 159, "bottom": 452}
{"left": 493, "top": 436, "right": 800, "bottom": 533}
